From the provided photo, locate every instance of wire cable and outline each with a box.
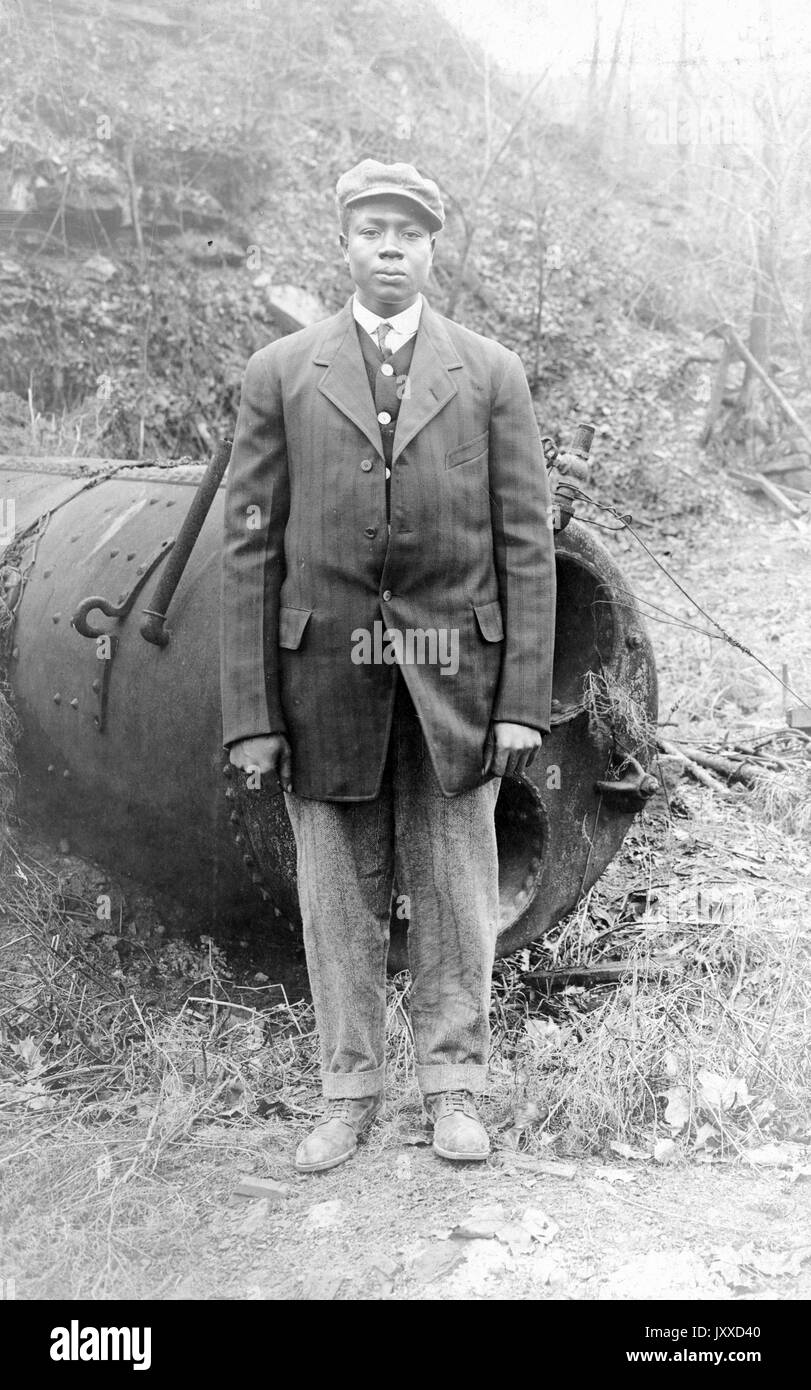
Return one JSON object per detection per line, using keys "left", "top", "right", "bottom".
{"left": 567, "top": 487, "right": 811, "bottom": 707}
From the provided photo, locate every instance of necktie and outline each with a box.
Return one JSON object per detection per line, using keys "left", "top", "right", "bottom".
{"left": 376, "top": 321, "right": 394, "bottom": 359}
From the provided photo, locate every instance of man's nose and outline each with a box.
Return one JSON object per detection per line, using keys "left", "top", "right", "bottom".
{"left": 379, "top": 232, "right": 403, "bottom": 256}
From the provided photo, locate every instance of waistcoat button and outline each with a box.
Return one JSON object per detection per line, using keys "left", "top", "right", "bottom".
{"left": 380, "top": 363, "right": 395, "bottom": 376}
{"left": 377, "top": 411, "right": 392, "bottom": 424}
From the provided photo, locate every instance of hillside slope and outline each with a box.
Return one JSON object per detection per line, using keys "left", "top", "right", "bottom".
{"left": 1, "top": 0, "right": 699, "bottom": 475}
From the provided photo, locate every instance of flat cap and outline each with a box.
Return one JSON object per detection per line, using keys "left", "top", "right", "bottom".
{"left": 336, "top": 159, "right": 444, "bottom": 232}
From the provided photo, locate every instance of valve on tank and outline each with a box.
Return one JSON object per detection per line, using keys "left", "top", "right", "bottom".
{"left": 542, "top": 423, "right": 595, "bottom": 531}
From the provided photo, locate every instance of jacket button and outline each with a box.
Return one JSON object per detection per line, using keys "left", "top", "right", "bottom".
{"left": 364, "top": 526, "right": 376, "bottom": 538}
{"left": 360, "top": 458, "right": 373, "bottom": 472}
{"left": 382, "top": 589, "right": 392, "bottom": 602}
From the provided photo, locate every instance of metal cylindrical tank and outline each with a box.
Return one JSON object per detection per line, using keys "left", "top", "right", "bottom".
{"left": 0, "top": 458, "right": 657, "bottom": 962}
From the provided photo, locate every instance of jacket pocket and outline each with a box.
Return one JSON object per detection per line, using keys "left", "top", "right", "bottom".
{"left": 278, "top": 606, "right": 313, "bottom": 650}
{"left": 446, "top": 430, "right": 489, "bottom": 469}
{"left": 473, "top": 599, "right": 504, "bottom": 642}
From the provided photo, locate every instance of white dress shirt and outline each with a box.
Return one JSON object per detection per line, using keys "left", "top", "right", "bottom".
{"left": 352, "top": 292, "right": 423, "bottom": 354}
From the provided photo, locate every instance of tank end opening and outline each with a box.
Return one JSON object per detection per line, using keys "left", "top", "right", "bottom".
{"left": 494, "top": 774, "right": 547, "bottom": 932}
{"left": 551, "top": 553, "right": 617, "bottom": 713}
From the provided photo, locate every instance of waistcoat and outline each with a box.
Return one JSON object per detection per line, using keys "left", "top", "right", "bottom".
{"left": 356, "top": 322, "right": 417, "bottom": 519}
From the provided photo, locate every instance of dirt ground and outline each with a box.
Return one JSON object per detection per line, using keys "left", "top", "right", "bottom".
{"left": 125, "top": 1120, "right": 811, "bottom": 1302}
{"left": 3, "top": 1095, "right": 811, "bottom": 1302}
{"left": 2, "top": 453, "right": 810, "bottom": 1304}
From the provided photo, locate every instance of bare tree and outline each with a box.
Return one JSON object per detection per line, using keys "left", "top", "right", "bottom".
{"left": 594, "top": 0, "right": 629, "bottom": 156}
{"left": 443, "top": 66, "right": 548, "bottom": 321}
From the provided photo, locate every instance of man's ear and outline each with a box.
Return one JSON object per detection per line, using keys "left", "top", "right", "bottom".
{"left": 339, "top": 233, "right": 349, "bottom": 263}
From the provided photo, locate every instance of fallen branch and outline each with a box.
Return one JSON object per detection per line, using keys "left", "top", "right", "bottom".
{"left": 728, "top": 468, "right": 811, "bottom": 503}
{"left": 674, "top": 744, "right": 759, "bottom": 788}
{"left": 752, "top": 472, "right": 803, "bottom": 517}
{"left": 526, "top": 956, "right": 685, "bottom": 987}
{"left": 656, "top": 737, "right": 736, "bottom": 798}
{"left": 757, "top": 472, "right": 804, "bottom": 516}
{"left": 716, "top": 323, "right": 811, "bottom": 454}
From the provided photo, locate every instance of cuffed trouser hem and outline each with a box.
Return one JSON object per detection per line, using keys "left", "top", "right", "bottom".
{"left": 416, "top": 1064, "right": 488, "bottom": 1096}
{"left": 321, "top": 1066, "right": 385, "bottom": 1099}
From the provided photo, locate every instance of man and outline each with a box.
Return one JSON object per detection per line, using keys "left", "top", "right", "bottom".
{"left": 220, "top": 159, "right": 556, "bottom": 1172}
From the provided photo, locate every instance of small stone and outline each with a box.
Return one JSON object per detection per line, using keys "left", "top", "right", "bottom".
{"left": 233, "top": 1175, "right": 291, "bottom": 1202}
{"left": 452, "top": 1202, "right": 507, "bottom": 1239}
{"left": 305, "top": 1199, "right": 345, "bottom": 1230}
{"left": 410, "top": 1241, "right": 467, "bottom": 1284}
{"left": 495, "top": 1221, "right": 534, "bottom": 1255}
{"left": 519, "top": 1206, "right": 559, "bottom": 1244}
{"left": 83, "top": 253, "right": 117, "bottom": 281}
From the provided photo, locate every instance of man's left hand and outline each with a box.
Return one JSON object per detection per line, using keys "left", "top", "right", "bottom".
{"left": 482, "top": 722, "right": 543, "bottom": 779}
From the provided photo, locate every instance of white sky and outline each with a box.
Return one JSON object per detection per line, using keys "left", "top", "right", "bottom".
{"left": 435, "top": 0, "right": 811, "bottom": 75}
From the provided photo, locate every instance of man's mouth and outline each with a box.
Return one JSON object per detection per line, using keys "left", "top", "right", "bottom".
{"left": 375, "top": 269, "right": 406, "bottom": 278}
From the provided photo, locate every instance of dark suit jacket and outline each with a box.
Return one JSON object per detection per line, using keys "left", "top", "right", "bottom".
{"left": 220, "top": 295, "right": 556, "bottom": 800}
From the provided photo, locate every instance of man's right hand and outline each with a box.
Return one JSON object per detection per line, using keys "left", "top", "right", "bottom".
{"left": 229, "top": 734, "right": 293, "bottom": 793}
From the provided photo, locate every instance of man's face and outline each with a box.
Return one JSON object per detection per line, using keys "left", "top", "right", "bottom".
{"left": 340, "top": 197, "right": 436, "bottom": 316}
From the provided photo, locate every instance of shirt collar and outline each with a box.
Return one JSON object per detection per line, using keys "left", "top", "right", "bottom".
{"left": 352, "top": 291, "right": 423, "bottom": 338}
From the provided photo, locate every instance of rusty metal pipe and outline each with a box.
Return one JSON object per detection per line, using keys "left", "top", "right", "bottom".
{"left": 139, "top": 437, "right": 231, "bottom": 647}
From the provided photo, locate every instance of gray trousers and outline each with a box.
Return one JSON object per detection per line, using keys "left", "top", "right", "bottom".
{"left": 283, "top": 668, "right": 502, "bottom": 1099}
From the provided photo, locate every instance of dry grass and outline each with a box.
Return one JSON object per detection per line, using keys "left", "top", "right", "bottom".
{"left": 495, "top": 922, "right": 810, "bottom": 1157}
{"left": 583, "top": 667, "right": 657, "bottom": 757}
{"left": 2, "top": 782, "right": 808, "bottom": 1178}
{"left": 489, "top": 798, "right": 810, "bottom": 1160}
{"left": 0, "top": 388, "right": 117, "bottom": 460}
{"left": 750, "top": 766, "right": 811, "bottom": 839}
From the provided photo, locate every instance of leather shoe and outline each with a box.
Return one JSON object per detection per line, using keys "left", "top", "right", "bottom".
{"left": 423, "top": 1090, "right": 490, "bottom": 1161}
{"left": 294, "top": 1094, "right": 382, "bottom": 1173}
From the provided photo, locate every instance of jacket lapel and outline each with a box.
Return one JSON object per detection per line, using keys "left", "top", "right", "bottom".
{"left": 391, "top": 299, "right": 462, "bottom": 463}
{"left": 314, "top": 299, "right": 383, "bottom": 456}
{"left": 313, "top": 296, "right": 463, "bottom": 462}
